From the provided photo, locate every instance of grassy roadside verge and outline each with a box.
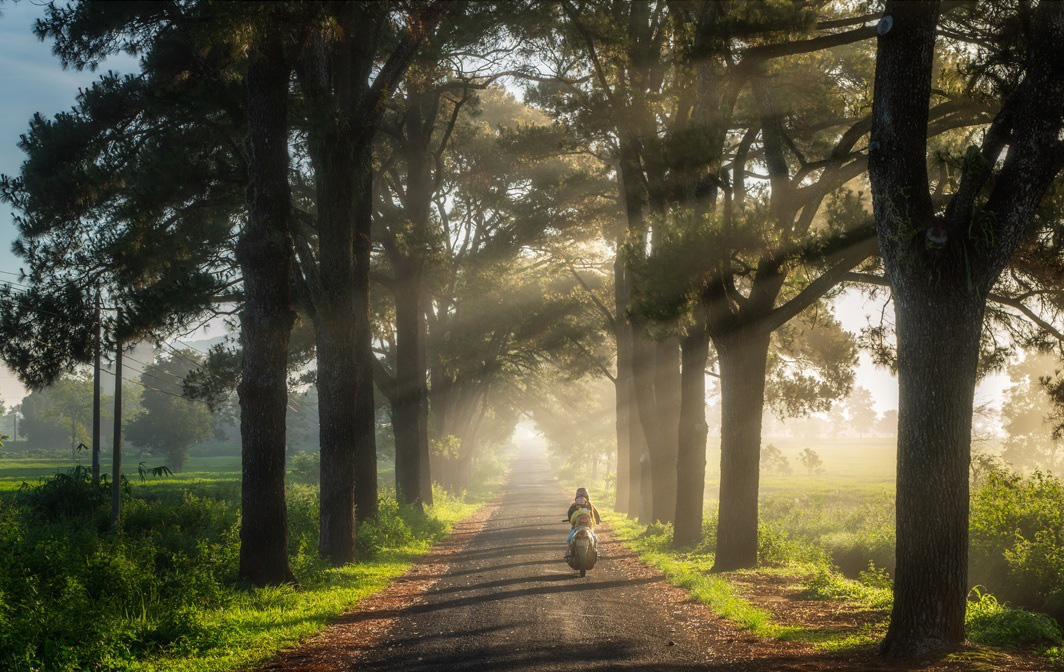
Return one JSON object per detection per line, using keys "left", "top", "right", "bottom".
{"left": 0, "top": 459, "right": 507, "bottom": 672}
{"left": 133, "top": 491, "right": 482, "bottom": 672}
{"left": 602, "top": 508, "right": 1064, "bottom": 665}
{"left": 606, "top": 512, "right": 777, "bottom": 635}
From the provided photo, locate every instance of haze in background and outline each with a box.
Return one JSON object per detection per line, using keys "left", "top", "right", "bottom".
{"left": 0, "top": 2, "right": 1009, "bottom": 415}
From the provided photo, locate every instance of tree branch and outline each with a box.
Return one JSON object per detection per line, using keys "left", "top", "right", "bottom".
{"left": 759, "top": 235, "right": 879, "bottom": 334}
{"left": 371, "top": 354, "right": 398, "bottom": 403}
{"left": 843, "top": 272, "right": 1064, "bottom": 343}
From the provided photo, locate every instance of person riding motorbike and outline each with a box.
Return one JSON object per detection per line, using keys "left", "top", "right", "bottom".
{"left": 567, "top": 487, "right": 601, "bottom": 526}
{"left": 564, "top": 488, "right": 600, "bottom": 558}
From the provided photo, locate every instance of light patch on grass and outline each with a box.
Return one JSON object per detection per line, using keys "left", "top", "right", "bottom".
{"left": 130, "top": 497, "right": 478, "bottom": 672}
{"left": 775, "top": 623, "right": 884, "bottom": 651}
{"left": 606, "top": 512, "right": 776, "bottom": 636}
{"left": 604, "top": 510, "right": 892, "bottom": 652}
{"left": 800, "top": 568, "right": 892, "bottom": 610}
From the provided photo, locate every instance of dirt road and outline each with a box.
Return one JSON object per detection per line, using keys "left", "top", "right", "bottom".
{"left": 355, "top": 449, "right": 715, "bottom": 671}
{"left": 326, "top": 446, "right": 827, "bottom": 672}
{"left": 260, "top": 447, "right": 1048, "bottom": 672}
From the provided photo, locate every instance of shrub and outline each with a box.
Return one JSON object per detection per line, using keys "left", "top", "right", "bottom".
{"left": 970, "top": 469, "right": 1064, "bottom": 621}
{"left": 16, "top": 465, "right": 112, "bottom": 522}
{"left": 857, "top": 561, "right": 892, "bottom": 590}
{"left": 800, "top": 567, "right": 892, "bottom": 609}
{"left": 757, "top": 521, "right": 829, "bottom": 568}
{"left": 966, "top": 588, "right": 1063, "bottom": 647}
{"left": 758, "top": 492, "right": 895, "bottom": 576}
{"left": 0, "top": 467, "right": 476, "bottom": 671}
{"left": 290, "top": 451, "right": 320, "bottom": 482}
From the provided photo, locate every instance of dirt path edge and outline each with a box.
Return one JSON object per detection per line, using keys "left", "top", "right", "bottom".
{"left": 254, "top": 498, "right": 502, "bottom": 672}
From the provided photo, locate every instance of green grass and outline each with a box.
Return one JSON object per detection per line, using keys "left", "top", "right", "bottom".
{"left": 604, "top": 507, "right": 1064, "bottom": 658}
{"left": 605, "top": 513, "right": 777, "bottom": 635}
{"left": 130, "top": 494, "right": 478, "bottom": 672}
{"left": 0, "top": 455, "right": 495, "bottom": 672}
{"left": 965, "top": 588, "right": 1063, "bottom": 648}
{"left": 599, "top": 495, "right": 1064, "bottom": 660}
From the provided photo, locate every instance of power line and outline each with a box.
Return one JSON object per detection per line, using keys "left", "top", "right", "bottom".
{"left": 0, "top": 291, "right": 86, "bottom": 321}
{"left": 0, "top": 278, "right": 32, "bottom": 292}
{"left": 118, "top": 348, "right": 315, "bottom": 423}
{"left": 158, "top": 339, "right": 319, "bottom": 425}
{"left": 98, "top": 364, "right": 214, "bottom": 407}
{"left": 163, "top": 338, "right": 320, "bottom": 421}
{"left": 0, "top": 295, "right": 320, "bottom": 425}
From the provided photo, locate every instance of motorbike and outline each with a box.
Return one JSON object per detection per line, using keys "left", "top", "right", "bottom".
{"left": 565, "top": 510, "right": 598, "bottom": 577}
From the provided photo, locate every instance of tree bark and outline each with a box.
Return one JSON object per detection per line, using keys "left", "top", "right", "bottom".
{"left": 387, "top": 95, "right": 434, "bottom": 508}
{"left": 650, "top": 339, "right": 681, "bottom": 523}
{"left": 615, "top": 135, "right": 653, "bottom": 520}
{"left": 617, "top": 127, "right": 682, "bottom": 523}
{"left": 613, "top": 250, "right": 631, "bottom": 513}
{"left": 238, "top": 31, "right": 296, "bottom": 586}
{"left": 673, "top": 322, "right": 709, "bottom": 548}
{"left": 883, "top": 288, "right": 982, "bottom": 655}
{"left": 302, "top": 0, "right": 425, "bottom": 560}
{"left": 628, "top": 327, "right": 659, "bottom": 518}
{"left": 627, "top": 371, "right": 649, "bottom": 522}
{"left": 393, "top": 272, "right": 428, "bottom": 508}
{"left": 353, "top": 141, "right": 380, "bottom": 522}
{"left": 712, "top": 329, "right": 771, "bottom": 571}
{"left": 312, "top": 137, "right": 361, "bottom": 564}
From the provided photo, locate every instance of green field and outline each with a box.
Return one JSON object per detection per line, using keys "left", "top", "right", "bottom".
{"left": 0, "top": 454, "right": 239, "bottom": 490}
{"left": 0, "top": 447, "right": 503, "bottom": 672}
{"left": 707, "top": 436, "right": 898, "bottom": 498}
{"left": 556, "top": 435, "right": 1064, "bottom": 661}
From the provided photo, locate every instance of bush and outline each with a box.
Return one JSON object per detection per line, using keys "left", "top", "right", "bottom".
{"left": 966, "top": 588, "right": 1064, "bottom": 647}
{"left": 857, "top": 561, "right": 892, "bottom": 590}
{"left": 800, "top": 567, "right": 891, "bottom": 609}
{"left": 757, "top": 521, "right": 829, "bottom": 568}
{"left": 0, "top": 469, "right": 243, "bottom": 671}
{"left": 970, "top": 469, "right": 1064, "bottom": 621}
{"left": 758, "top": 492, "right": 895, "bottom": 577}
{"left": 17, "top": 465, "right": 112, "bottom": 522}
{"left": 290, "top": 451, "right": 320, "bottom": 482}
{"left": 0, "top": 466, "right": 471, "bottom": 671}
{"left": 355, "top": 489, "right": 451, "bottom": 560}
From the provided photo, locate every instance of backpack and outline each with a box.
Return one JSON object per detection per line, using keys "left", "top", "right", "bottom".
{"left": 572, "top": 508, "right": 593, "bottom": 528}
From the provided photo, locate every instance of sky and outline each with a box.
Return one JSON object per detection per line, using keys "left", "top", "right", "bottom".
{"left": 0, "top": 2, "right": 1011, "bottom": 416}
{"left": 0, "top": 1, "right": 138, "bottom": 405}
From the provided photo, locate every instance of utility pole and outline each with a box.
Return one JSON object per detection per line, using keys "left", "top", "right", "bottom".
{"left": 111, "top": 309, "right": 123, "bottom": 530}
{"left": 92, "top": 291, "right": 101, "bottom": 483}
{"left": 11, "top": 409, "right": 16, "bottom": 446}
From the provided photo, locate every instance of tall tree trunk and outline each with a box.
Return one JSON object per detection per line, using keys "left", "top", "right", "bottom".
{"left": 391, "top": 116, "right": 433, "bottom": 507}
{"left": 613, "top": 252, "right": 631, "bottom": 513}
{"left": 870, "top": 1, "right": 1064, "bottom": 653}
{"left": 627, "top": 375, "right": 649, "bottom": 522}
{"left": 628, "top": 328, "right": 659, "bottom": 519}
{"left": 712, "top": 329, "right": 771, "bottom": 571}
{"left": 651, "top": 339, "right": 681, "bottom": 523}
{"left": 673, "top": 324, "right": 709, "bottom": 548}
{"left": 299, "top": 0, "right": 436, "bottom": 545}
{"left": 313, "top": 138, "right": 360, "bottom": 565}
{"left": 238, "top": 31, "right": 296, "bottom": 586}
{"left": 883, "top": 289, "right": 982, "bottom": 654}
{"left": 417, "top": 360, "right": 433, "bottom": 505}
{"left": 616, "top": 137, "right": 650, "bottom": 520}
{"left": 393, "top": 272, "right": 426, "bottom": 508}
{"left": 618, "top": 136, "right": 681, "bottom": 523}
{"left": 353, "top": 145, "right": 379, "bottom": 523}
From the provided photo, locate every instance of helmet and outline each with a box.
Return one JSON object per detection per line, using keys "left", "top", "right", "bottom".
{"left": 576, "top": 487, "right": 589, "bottom": 498}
